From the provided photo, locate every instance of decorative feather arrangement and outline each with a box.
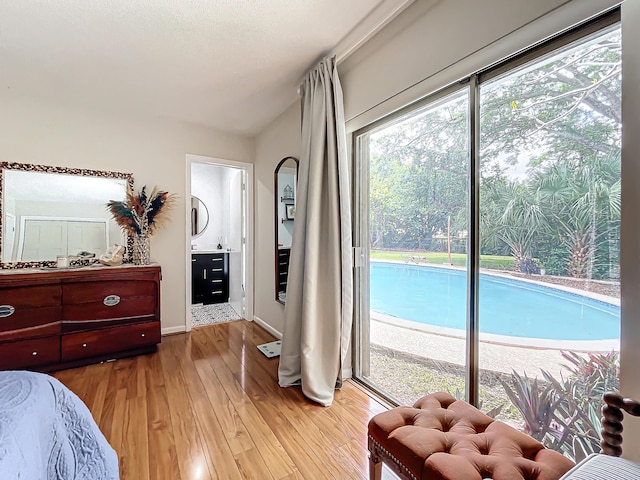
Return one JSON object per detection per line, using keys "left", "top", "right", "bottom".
{"left": 107, "top": 184, "right": 177, "bottom": 236}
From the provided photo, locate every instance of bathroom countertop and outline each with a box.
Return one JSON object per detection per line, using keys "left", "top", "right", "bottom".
{"left": 191, "top": 249, "right": 239, "bottom": 254}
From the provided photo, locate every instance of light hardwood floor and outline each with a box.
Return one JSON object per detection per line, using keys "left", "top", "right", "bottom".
{"left": 52, "top": 320, "right": 390, "bottom": 480}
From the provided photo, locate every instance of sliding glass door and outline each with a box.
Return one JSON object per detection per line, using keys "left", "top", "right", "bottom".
{"left": 355, "top": 88, "right": 470, "bottom": 405}
{"left": 355, "top": 13, "right": 620, "bottom": 461}
{"left": 477, "top": 24, "right": 621, "bottom": 459}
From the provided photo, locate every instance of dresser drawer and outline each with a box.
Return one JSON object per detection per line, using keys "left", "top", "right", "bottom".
{"left": 63, "top": 280, "right": 156, "bottom": 304}
{"left": 0, "top": 285, "right": 61, "bottom": 308}
{"left": 61, "top": 321, "right": 160, "bottom": 362}
{"left": 0, "top": 337, "right": 60, "bottom": 370}
{"left": 0, "top": 305, "right": 61, "bottom": 340}
{"left": 0, "top": 284, "right": 62, "bottom": 340}
{"left": 62, "top": 295, "right": 156, "bottom": 326}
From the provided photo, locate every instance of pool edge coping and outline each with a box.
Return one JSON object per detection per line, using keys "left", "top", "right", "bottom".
{"left": 371, "top": 311, "right": 620, "bottom": 352}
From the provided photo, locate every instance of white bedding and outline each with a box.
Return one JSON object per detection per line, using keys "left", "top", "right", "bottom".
{"left": 0, "top": 370, "right": 119, "bottom": 480}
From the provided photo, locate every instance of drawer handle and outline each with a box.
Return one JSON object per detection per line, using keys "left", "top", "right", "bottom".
{"left": 211, "top": 268, "right": 223, "bottom": 272}
{"left": 212, "top": 290, "right": 223, "bottom": 294}
{"left": 211, "top": 258, "right": 222, "bottom": 262}
{"left": 103, "top": 295, "right": 121, "bottom": 307}
{"left": 0, "top": 305, "right": 15, "bottom": 318}
{"left": 32, "top": 351, "right": 38, "bottom": 356}
{"left": 212, "top": 279, "right": 222, "bottom": 283}
{"left": 82, "top": 343, "right": 87, "bottom": 347}
{"left": 141, "top": 333, "right": 145, "bottom": 337}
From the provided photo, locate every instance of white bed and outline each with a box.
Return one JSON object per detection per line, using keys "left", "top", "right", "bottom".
{"left": 0, "top": 370, "right": 119, "bottom": 479}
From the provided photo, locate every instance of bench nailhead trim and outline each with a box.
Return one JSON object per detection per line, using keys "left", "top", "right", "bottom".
{"left": 369, "top": 435, "right": 419, "bottom": 480}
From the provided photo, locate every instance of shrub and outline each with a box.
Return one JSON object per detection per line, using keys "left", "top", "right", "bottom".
{"left": 519, "top": 257, "right": 541, "bottom": 275}
{"left": 502, "top": 351, "right": 620, "bottom": 462}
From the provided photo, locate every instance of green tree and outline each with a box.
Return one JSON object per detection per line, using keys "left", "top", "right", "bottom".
{"left": 481, "top": 180, "right": 545, "bottom": 271}
{"left": 368, "top": 27, "right": 621, "bottom": 277}
{"left": 533, "top": 153, "right": 620, "bottom": 278}
{"left": 479, "top": 29, "right": 621, "bottom": 276}
{"left": 369, "top": 92, "right": 469, "bottom": 250}
{"left": 480, "top": 30, "right": 621, "bottom": 170}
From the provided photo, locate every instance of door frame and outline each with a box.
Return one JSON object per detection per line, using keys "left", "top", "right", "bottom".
{"left": 185, "top": 154, "right": 254, "bottom": 331}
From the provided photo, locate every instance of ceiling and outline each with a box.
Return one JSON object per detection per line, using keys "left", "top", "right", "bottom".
{"left": 0, "top": 0, "right": 411, "bottom": 136}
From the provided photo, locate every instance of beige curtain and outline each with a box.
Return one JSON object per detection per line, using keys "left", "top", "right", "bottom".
{"left": 277, "top": 56, "right": 353, "bottom": 407}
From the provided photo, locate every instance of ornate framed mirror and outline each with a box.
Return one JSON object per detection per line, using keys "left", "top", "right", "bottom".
{"left": 274, "top": 156, "right": 298, "bottom": 304}
{"left": 0, "top": 162, "right": 133, "bottom": 269}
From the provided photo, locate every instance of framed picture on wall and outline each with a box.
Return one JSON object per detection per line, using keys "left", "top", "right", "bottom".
{"left": 286, "top": 204, "right": 295, "bottom": 220}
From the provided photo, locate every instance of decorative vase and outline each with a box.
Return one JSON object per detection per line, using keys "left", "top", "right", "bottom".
{"left": 133, "top": 234, "right": 151, "bottom": 265}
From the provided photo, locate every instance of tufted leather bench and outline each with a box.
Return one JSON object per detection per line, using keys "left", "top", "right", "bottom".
{"left": 368, "top": 392, "right": 575, "bottom": 480}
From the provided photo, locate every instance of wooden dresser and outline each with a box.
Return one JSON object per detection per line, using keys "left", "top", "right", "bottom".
{"left": 0, "top": 264, "right": 161, "bottom": 372}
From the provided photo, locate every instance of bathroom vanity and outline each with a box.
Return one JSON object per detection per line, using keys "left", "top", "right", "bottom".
{"left": 191, "top": 251, "right": 229, "bottom": 304}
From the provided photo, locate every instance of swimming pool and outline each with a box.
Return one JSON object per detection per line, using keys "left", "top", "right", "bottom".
{"left": 370, "top": 262, "right": 619, "bottom": 341}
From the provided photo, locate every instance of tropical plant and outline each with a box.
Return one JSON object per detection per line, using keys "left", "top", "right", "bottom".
{"left": 501, "top": 351, "right": 620, "bottom": 461}
{"left": 481, "top": 181, "right": 546, "bottom": 272}
{"left": 541, "top": 351, "right": 619, "bottom": 461}
{"left": 499, "top": 371, "right": 562, "bottom": 443}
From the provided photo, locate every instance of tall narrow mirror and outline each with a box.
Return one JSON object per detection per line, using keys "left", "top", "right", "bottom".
{"left": 274, "top": 156, "right": 298, "bottom": 304}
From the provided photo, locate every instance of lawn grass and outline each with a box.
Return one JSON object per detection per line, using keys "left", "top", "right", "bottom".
{"left": 370, "top": 250, "right": 515, "bottom": 271}
{"left": 369, "top": 345, "right": 522, "bottom": 423}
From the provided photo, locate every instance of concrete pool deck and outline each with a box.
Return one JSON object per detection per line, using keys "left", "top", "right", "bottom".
{"left": 370, "top": 313, "right": 620, "bottom": 379}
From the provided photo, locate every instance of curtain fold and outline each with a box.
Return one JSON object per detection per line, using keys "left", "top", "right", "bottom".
{"left": 277, "top": 56, "right": 353, "bottom": 407}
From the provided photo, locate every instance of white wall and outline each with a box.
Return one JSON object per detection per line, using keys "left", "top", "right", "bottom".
{"left": 253, "top": 102, "right": 300, "bottom": 334}
{"left": 620, "top": 0, "right": 640, "bottom": 460}
{"left": 191, "top": 163, "right": 225, "bottom": 251}
{"left": 0, "top": 93, "right": 254, "bottom": 333}
{"left": 191, "top": 163, "right": 244, "bottom": 252}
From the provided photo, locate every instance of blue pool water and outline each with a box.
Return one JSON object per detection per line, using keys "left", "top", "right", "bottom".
{"left": 370, "top": 262, "right": 620, "bottom": 341}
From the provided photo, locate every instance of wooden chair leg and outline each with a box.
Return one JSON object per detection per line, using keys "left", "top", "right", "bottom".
{"left": 369, "top": 452, "right": 382, "bottom": 480}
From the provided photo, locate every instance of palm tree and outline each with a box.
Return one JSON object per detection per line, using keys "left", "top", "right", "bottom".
{"left": 533, "top": 152, "right": 620, "bottom": 279}
{"left": 481, "top": 180, "right": 545, "bottom": 272}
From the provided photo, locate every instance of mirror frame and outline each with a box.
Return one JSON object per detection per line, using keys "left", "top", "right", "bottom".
{"left": 0, "top": 161, "right": 134, "bottom": 269}
{"left": 274, "top": 156, "right": 299, "bottom": 304}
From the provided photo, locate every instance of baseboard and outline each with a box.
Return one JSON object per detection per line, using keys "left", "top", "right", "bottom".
{"left": 253, "top": 315, "right": 282, "bottom": 339}
{"left": 162, "top": 325, "right": 187, "bottom": 336}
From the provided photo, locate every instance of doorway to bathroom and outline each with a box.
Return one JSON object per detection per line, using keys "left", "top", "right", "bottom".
{"left": 186, "top": 154, "right": 254, "bottom": 330}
